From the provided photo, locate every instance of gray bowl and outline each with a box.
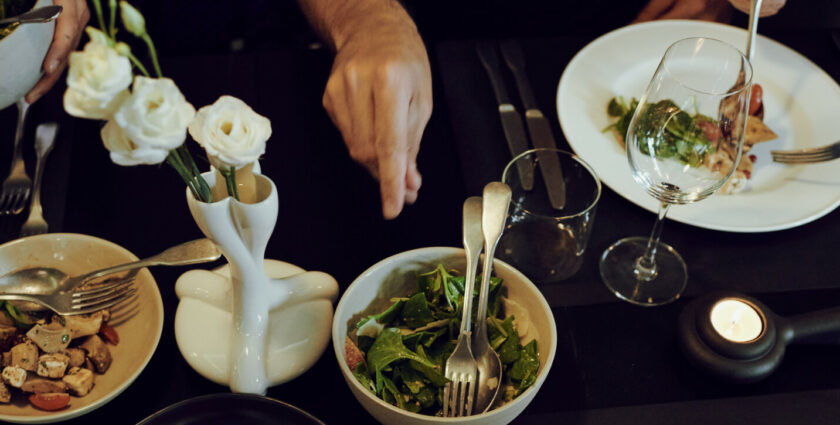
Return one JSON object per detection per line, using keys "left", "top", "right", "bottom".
{"left": 0, "top": 0, "right": 55, "bottom": 110}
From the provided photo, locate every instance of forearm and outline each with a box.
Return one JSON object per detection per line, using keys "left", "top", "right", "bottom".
{"left": 297, "top": 0, "right": 415, "bottom": 51}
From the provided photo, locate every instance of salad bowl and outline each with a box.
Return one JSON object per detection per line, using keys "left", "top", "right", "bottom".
{"left": 333, "top": 247, "right": 557, "bottom": 425}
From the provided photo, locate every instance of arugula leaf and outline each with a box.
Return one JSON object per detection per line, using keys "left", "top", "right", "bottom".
{"left": 402, "top": 293, "right": 434, "bottom": 328}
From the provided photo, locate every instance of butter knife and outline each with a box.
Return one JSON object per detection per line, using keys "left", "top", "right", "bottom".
{"left": 476, "top": 41, "right": 534, "bottom": 191}
{"left": 499, "top": 40, "right": 567, "bottom": 209}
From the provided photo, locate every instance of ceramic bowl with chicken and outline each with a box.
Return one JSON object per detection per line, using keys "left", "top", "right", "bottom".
{"left": 0, "top": 233, "right": 164, "bottom": 423}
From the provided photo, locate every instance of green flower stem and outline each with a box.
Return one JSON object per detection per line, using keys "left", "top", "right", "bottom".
{"left": 125, "top": 51, "right": 150, "bottom": 77}
{"left": 220, "top": 167, "right": 240, "bottom": 201}
{"left": 91, "top": 0, "right": 107, "bottom": 32}
{"left": 176, "top": 145, "right": 211, "bottom": 202}
{"left": 166, "top": 152, "right": 206, "bottom": 202}
{"left": 108, "top": 0, "right": 117, "bottom": 38}
{"left": 141, "top": 33, "right": 162, "bottom": 77}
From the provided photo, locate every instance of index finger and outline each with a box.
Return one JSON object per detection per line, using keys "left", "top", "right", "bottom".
{"left": 373, "top": 69, "right": 411, "bottom": 219}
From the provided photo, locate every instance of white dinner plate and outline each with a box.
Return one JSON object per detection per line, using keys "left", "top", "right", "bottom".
{"left": 558, "top": 20, "right": 840, "bottom": 232}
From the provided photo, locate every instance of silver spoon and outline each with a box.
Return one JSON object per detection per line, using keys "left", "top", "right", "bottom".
{"left": 0, "top": 238, "right": 221, "bottom": 311}
{"left": 472, "top": 181, "right": 512, "bottom": 413}
{"left": 0, "top": 5, "right": 62, "bottom": 26}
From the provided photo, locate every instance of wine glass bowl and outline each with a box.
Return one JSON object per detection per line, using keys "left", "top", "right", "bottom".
{"left": 601, "top": 37, "right": 752, "bottom": 306}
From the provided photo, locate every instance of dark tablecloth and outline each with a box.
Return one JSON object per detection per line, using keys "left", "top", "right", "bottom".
{"left": 1, "top": 11, "right": 840, "bottom": 425}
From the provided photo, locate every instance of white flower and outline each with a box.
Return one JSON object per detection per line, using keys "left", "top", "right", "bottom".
{"left": 113, "top": 76, "right": 196, "bottom": 153}
{"left": 188, "top": 96, "right": 271, "bottom": 170}
{"left": 63, "top": 41, "right": 132, "bottom": 119}
{"left": 101, "top": 119, "right": 169, "bottom": 165}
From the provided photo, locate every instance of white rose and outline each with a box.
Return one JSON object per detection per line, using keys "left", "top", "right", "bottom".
{"left": 114, "top": 76, "right": 196, "bottom": 152}
{"left": 63, "top": 41, "right": 132, "bottom": 119}
{"left": 101, "top": 119, "right": 169, "bottom": 166}
{"left": 188, "top": 95, "right": 271, "bottom": 170}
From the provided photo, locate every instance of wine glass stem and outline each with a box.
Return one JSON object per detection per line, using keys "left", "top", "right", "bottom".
{"left": 635, "top": 202, "right": 672, "bottom": 281}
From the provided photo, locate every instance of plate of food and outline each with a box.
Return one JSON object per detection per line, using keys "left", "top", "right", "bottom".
{"left": 0, "top": 233, "right": 164, "bottom": 423}
{"left": 136, "top": 394, "right": 325, "bottom": 425}
{"left": 557, "top": 20, "right": 840, "bottom": 232}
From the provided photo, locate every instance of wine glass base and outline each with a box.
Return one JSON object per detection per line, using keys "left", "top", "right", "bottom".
{"left": 599, "top": 236, "right": 687, "bottom": 307}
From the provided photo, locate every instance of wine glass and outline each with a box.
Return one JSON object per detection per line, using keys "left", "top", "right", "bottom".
{"left": 600, "top": 37, "right": 752, "bottom": 306}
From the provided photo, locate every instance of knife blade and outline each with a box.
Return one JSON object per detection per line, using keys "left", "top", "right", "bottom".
{"left": 499, "top": 40, "right": 567, "bottom": 210}
{"left": 476, "top": 41, "right": 534, "bottom": 191}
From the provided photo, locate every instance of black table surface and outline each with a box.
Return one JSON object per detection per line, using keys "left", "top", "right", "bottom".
{"left": 2, "top": 13, "right": 840, "bottom": 425}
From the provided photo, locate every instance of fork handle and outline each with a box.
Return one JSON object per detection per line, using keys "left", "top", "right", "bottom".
{"left": 9, "top": 100, "right": 29, "bottom": 171}
{"left": 79, "top": 238, "right": 221, "bottom": 283}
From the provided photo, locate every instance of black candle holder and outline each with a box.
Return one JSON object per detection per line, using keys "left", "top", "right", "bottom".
{"left": 678, "top": 291, "right": 840, "bottom": 383}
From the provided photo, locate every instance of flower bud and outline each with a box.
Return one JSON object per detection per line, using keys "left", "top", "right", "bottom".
{"left": 85, "top": 26, "right": 113, "bottom": 46}
{"left": 119, "top": 1, "right": 146, "bottom": 37}
{"left": 115, "top": 42, "right": 131, "bottom": 56}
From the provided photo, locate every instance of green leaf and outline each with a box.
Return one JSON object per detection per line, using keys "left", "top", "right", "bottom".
{"left": 607, "top": 97, "right": 628, "bottom": 117}
{"left": 497, "top": 316, "right": 521, "bottom": 364}
{"left": 368, "top": 328, "right": 435, "bottom": 376}
{"left": 402, "top": 293, "right": 434, "bottom": 328}
{"left": 356, "top": 299, "right": 406, "bottom": 329}
{"left": 353, "top": 363, "right": 376, "bottom": 395}
{"left": 509, "top": 340, "right": 539, "bottom": 387}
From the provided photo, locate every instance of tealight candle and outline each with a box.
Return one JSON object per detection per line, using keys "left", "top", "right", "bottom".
{"left": 710, "top": 298, "right": 763, "bottom": 342}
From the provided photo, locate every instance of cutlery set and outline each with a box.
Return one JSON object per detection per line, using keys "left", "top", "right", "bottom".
{"left": 0, "top": 100, "right": 58, "bottom": 236}
{"left": 477, "top": 40, "right": 566, "bottom": 210}
{"left": 443, "top": 182, "right": 511, "bottom": 417}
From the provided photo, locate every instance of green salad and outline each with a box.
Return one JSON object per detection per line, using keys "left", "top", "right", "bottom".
{"left": 605, "top": 96, "right": 720, "bottom": 168}
{"left": 345, "top": 265, "right": 539, "bottom": 415}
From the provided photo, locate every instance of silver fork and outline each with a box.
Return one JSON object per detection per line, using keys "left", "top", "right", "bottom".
{"left": 0, "top": 275, "right": 136, "bottom": 316}
{"left": 0, "top": 99, "right": 33, "bottom": 215}
{"left": 770, "top": 141, "right": 840, "bottom": 164}
{"left": 443, "top": 196, "right": 483, "bottom": 417}
{"left": 20, "top": 122, "right": 58, "bottom": 237}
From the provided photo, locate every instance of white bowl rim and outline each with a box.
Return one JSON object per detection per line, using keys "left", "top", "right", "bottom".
{"left": 0, "top": 233, "right": 165, "bottom": 424}
{"left": 332, "top": 246, "right": 558, "bottom": 422}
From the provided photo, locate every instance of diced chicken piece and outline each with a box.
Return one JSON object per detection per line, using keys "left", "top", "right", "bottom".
{"left": 2, "top": 352, "right": 10, "bottom": 367}
{"left": 84, "top": 358, "right": 95, "bottom": 373}
{"left": 62, "top": 367, "right": 94, "bottom": 397}
{"left": 79, "top": 335, "right": 111, "bottom": 373}
{"left": 26, "top": 323, "right": 71, "bottom": 354}
{"left": 10, "top": 342, "right": 39, "bottom": 371}
{"left": 64, "top": 313, "right": 104, "bottom": 339}
{"left": 64, "top": 348, "right": 86, "bottom": 368}
{"left": 2, "top": 366, "right": 26, "bottom": 388}
{"left": 0, "top": 313, "right": 13, "bottom": 328}
{"left": 0, "top": 381, "right": 9, "bottom": 403}
{"left": 37, "top": 353, "right": 69, "bottom": 379}
{"left": 21, "top": 377, "right": 67, "bottom": 394}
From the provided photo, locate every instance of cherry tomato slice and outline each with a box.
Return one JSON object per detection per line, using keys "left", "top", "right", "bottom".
{"left": 749, "top": 83, "right": 763, "bottom": 116}
{"left": 99, "top": 322, "right": 120, "bottom": 345}
{"left": 29, "top": 393, "right": 70, "bottom": 411}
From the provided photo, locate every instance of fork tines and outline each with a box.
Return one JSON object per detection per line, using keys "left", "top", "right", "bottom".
{"left": 71, "top": 277, "right": 137, "bottom": 315}
{"left": 443, "top": 372, "right": 476, "bottom": 417}
{"left": 771, "top": 142, "right": 840, "bottom": 164}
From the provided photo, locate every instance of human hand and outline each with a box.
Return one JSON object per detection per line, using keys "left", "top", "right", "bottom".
{"left": 728, "top": 0, "right": 786, "bottom": 17}
{"left": 322, "top": 6, "right": 432, "bottom": 219}
{"left": 25, "top": 0, "right": 89, "bottom": 104}
{"left": 634, "top": 0, "right": 732, "bottom": 22}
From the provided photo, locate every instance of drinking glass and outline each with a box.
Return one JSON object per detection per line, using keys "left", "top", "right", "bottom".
{"left": 498, "top": 149, "right": 600, "bottom": 283}
{"left": 600, "top": 37, "right": 752, "bottom": 306}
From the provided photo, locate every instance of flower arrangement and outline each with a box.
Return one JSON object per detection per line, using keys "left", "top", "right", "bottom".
{"left": 63, "top": 0, "right": 271, "bottom": 203}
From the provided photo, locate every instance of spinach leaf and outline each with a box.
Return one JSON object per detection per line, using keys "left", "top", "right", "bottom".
{"left": 402, "top": 293, "right": 434, "bottom": 328}
{"left": 353, "top": 363, "right": 376, "bottom": 395}
{"left": 368, "top": 328, "right": 435, "bottom": 376}
{"left": 497, "top": 316, "right": 521, "bottom": 364}
{"left": 356, "top": 299, "right": 406, "bottom": 329}
{"left": 381, "top": 374, "right": 407, "bottom": 410}
{"left": 509, "top": 339, "right": 539, "bottom": 391}
{"left": 357, "top": 335, "right": 375, "bottom": 353}
{"left": 607, "top": 97, "right": 628, "bottom": 117}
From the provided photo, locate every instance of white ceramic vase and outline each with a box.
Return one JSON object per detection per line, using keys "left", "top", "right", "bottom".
{"left": 174, "top": 171, "right": 338, "bottom": 394}
{"left": 0, "top": 0, "right": 54, "bottom": 110}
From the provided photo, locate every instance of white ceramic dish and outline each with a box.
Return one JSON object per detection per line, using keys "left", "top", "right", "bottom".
{"left": 558, "top": 20, "right": 840, "bottom": 233}
{"left": 333, "top": 247, "right": 557, "bottom": 425}
{"left": 0, "top": 233, "right": 164, "bottom": 423}
{"left": 0, "top": 0, "right": 54, "bottom": 110}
